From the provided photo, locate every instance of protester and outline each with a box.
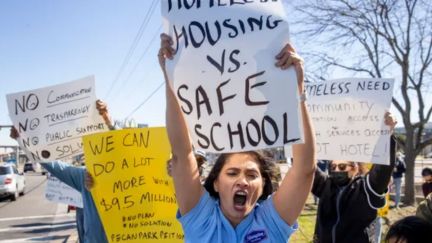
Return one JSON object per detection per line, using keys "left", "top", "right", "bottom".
{"left": 96, "top": 99, "right": 116, "bottom": 131}
{"left": 391, "top": 152, "right": 406, "bottom": 208}
{"left": 421, "top": 167, "right": 432, "bottom": 198}
{"left": 357, "top": 163, "right": 391, "bottom": 243}
{"left": 159, "top": 33, "right": 316, "bottom": 242}
{"left": 416, "top": 192, "right": 432, "bottom": 222}
{"left": 41, "top": 161, "right": 107, "bottom": 243}
{"left": 311, "top": 112, "right": 397, "bottom": 243}
{"left": 9, "top": 99, "right": 112, "bottom": 243}
{"left": 384, "top": 216, "right": 432, "bottom": 243}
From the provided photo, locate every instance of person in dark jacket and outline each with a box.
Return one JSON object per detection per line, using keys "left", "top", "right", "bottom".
{"left": 314, "top": 160, "right": 329, "bottom": 205}
{"left": 421, "top": 167, "right": 432, "bottom": 198}
{"left": 391, "top": 153, "right": 406, "bottom": 208}
{"left": 312, "top": 112, "right": 397, "bottom": 243}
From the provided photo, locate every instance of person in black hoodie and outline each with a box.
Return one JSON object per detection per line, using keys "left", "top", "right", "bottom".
{"left": 312, "top": 112, "right": 397, "bottom": 243}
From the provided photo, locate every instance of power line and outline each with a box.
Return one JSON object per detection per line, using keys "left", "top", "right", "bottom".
{"left": 125, "top": 81, "right": 165, "bottom": 119}
{"left": 105, "top": 0, "right": 158, "bottom": 98}
{"left": 122, "top": 25, "right": 162, "bottom": 86}
{"left": 109, "top": 24, "right": 162, "bottom": 101}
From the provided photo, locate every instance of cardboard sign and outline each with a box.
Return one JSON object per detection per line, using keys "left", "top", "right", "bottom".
{"left": 83, "top": 127, "right": 184, "bottom": 243}
{"left": 162, "top": 0, "right": 303, "bottom": 153}
{"left": 305, "top": 78, "right": 395, "bottom": 164}
{"left": 6, "top": 76, "right": 108, "bottom": 162}
{"left": 45, "top": 175, "right": 83, "bottom": 208}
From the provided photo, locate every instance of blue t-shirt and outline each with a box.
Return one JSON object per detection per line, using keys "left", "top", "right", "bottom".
{"left": 41, "top": 161, "right": 107, "bottom": 243}
{"left": 177, "top": 191, "right": 297, "bottom": 243}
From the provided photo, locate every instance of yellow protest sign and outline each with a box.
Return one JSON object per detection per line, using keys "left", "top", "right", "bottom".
{"left": 83, "top": 127, "right": 184, "bottom": 242}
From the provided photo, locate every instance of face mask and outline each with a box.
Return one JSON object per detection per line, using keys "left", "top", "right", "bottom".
{"left": 329, "top": 171, "right": 350, "bottom": 186}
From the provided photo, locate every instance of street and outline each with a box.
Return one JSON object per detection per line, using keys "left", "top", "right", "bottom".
{"left": 0, "top": 173, "right": 77, "bottom": 243}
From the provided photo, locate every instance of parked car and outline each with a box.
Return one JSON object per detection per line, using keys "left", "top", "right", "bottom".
{"left": 24, "top": 162, "right": 46, "bottom": 175}
{"left": 0, "top": 163, "right": 25, "bottom": 201}
{"left": 23, "top": 162, "right": 35, "bottom": 173}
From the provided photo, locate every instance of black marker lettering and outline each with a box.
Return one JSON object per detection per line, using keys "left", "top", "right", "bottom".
{"left": 177, "top": 85, "right": 193, "bottom": 114}
{"left": 245, "top": 71, "right": 269, "bottom": 106}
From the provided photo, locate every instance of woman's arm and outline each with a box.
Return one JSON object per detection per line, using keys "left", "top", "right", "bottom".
{"left": 368, "top": 112, "right": 398, "bottom": 194}
{"left": 41, "top": 161, "right": 85, "bottom": 191}
{"left": 312, "top": 168, "right": 328, "bottom": 197}
{"left": 159, "top": 34, "right": 204, "bottom": 215}
{"left": 272, "top": 43, "right": 316, "bottom": 226}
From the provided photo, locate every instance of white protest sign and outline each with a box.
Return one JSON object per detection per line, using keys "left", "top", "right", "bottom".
{"left": 162, "top": 0, "right": 303, "bottom": 153}
{"left": 45, "top": 175, "right": 83, "bottom": 208}
{"left": 304, "top": 78, "right": 395, "bottom": 164}
{"left": 6, "top": 76, "right": 108, "bottom": 162}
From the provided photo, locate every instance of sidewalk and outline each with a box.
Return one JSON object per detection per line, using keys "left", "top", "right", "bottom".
{"left": 52, "top": 204, "right": 79, "bottom": 243}
{"left": 66, "top": 232, "right": 78, "bottom": 243}
{"left": 65, "top": 228, "right": 78, "bottom": 243}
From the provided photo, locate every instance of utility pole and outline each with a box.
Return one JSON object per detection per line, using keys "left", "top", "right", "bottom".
{"left": 0, "top": 125, "right": 13, "bottom": 130}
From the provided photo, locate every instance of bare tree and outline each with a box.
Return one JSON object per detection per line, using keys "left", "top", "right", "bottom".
{"left": 289, "top": 0, "right": 432, "bottom": 205}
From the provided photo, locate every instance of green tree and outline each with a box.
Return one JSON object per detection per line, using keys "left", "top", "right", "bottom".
{"left": 290, "top": 0, "right": 432, "bottom": 205}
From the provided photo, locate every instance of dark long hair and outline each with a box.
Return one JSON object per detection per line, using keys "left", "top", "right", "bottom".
{"left": 203, "top": 151, "right": 278, "bottom": 201}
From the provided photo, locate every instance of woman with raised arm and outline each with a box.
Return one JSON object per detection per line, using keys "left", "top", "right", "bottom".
{"left": 159, "top": 33, "right": 316, "bottom": 242}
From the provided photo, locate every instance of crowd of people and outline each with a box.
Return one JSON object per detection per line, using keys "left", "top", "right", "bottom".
{"left": 8, "top": 32, "right": 432, "bottom": 243}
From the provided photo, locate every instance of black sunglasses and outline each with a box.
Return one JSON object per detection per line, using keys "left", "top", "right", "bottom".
{"left": 330, "top": 163, "right": 352, "bottom": 171}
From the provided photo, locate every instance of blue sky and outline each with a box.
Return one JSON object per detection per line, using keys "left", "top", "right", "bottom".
{"left": 1, "top": 0, "right": 164, "bottom": 147}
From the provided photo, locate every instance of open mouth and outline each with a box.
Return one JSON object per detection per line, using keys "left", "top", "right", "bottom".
{"left": 233, "top": 191, "right": 247, "bottom": 207}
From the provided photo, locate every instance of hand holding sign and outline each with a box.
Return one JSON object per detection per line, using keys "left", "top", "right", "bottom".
{"left": 159, "top": 34, "right": 176, "bottom": 90}
{"left": 9, "top": 126, "right": 19, "bottom": 140}
{"left": 159, "top": 33, "right": 175, "bottom": 69}
{"left": 85, "top": 170, "right": 95, "bottom": 191}
{"left": 275, "top": 43, "right": 305, "bottom": 94}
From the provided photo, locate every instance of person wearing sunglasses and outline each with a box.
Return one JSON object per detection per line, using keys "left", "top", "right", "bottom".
{"left": 420, "top": 167, "right": 432, "bottom": 198}
{"left": 312, "top": 112, "right": 398, "bottom": 243}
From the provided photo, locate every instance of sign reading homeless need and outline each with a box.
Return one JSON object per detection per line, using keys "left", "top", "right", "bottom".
{"left": 83, "top": 127, "right": 183, "bottom": 243}
{"left": 6, "top": 76, "right": 108, "bottom": 162}
{"left": 305, "top": 78, "right": 395, "bottom": 164}
{"left": 162, "top": 0, "right": 302, "bottom": 152}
